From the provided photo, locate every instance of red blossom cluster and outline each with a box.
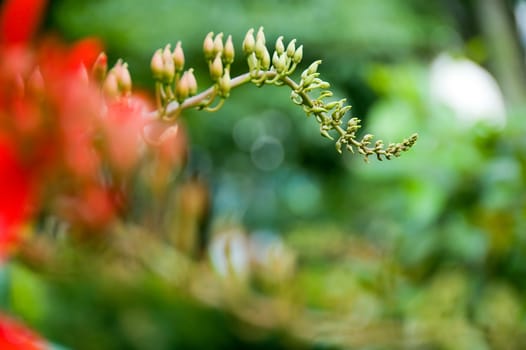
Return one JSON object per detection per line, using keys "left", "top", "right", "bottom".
{"left": 0, "top": 0, "right": 186, "bottom": 347}
{"left": 0, "top": 0, "right": 187, "bottom": 255}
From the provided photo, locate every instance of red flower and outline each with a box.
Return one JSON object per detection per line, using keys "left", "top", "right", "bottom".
{"left": 0, "top": 0, "right": 47, "bottom": 47}
{"left": 0, "top": 313, "right": 46, "bottom": 350}
{"left": 0, "top": 137, "right": 33, "bottom": 261}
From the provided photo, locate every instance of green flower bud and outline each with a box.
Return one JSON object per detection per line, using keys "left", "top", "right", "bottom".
{"left": 185, "top": 68, "right": 198, "bottom": 96}
{"left": 242, "top": 28, "right": 255, "bottom": 55}
{"left": 175, "top": 71, "right": 190, "bottom": 102}
{"left": 203, "top": 32, "right": 215, "bottom": 60}
{"left": 247, "top": 52, "right": 258, "bottom": 72}
{"left": 275, "top": 36, "right": 285, "bottom": 55}
{"left": 272, "top": 51, "right": 280, "bottom": 69}
{"left": 260, "top": 47, "right": 271, "bottom": 70}
{"left": 256, "top": 26, "right": 265, "bottom": 46}
{"left": 213, "top": 33, "right": 224, "bottom": 55}
{"left": 307, "top": 60, "right": 322, "bottom": 75}
{"left": 218, "top": 69, "right": 231, "bottom": 97}
{"left": 286, "top": 39, "right": 296, "bottom": 58}
{"left": 223, "top": 35, "right": 235, "bottom": 65}
{"left": 150, "top": 49, "right": 164, "bottom": 80}
{"left": 255, "top": 39, "right": 267, "bottom": 60}
{"left": 209, "top": 53, "right": 223, "bottom": 81}
{"left": 162, "top": 44, "right": 175, "bottom": 83}
{"left": 293, "top": 45, "right": 303, "bottom": 64}
{"left": 173, "top": 41, "right": 185, "bottom": 72}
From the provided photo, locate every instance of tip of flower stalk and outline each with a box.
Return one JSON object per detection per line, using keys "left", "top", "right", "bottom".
{"left": 173, "top": 41, "right": 185, "bottom": 72}
{"left": 151, "top": 49, "right": 164, "bottom": 80}
{"left": 203, "top": 32, "right": 215, "bottom": 60}
{"left": 91, "top": 52, "right": 108, "bottom": 84}
{"left": 242, "top": 28, "right": 255, "bottom": 56}
{"left": 223, "top": 35, "right": 235, "bottom": 65}
{"left": 209, "top": 53, "right": 223, "bottom": 81}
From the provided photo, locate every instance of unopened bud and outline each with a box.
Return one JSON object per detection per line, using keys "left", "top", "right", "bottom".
{"left": 203, "top": 32, "right": 215, "bottom": 60}
{"left": 256, "top": 27, "right": 265, "bottom": 46}
{"left": 260, "top": 48, "right": 270, "bottom": 70}
{"left": 275, "top": 36, "right": 285, "bottom": 55}
{"left": 293, "top": 45, "right": 303, "bottom": 64}
{"left": 103, "top": 70, "right": 120, "bottom": 99}
{"left": 272, "top": 51, "right": 280, "bottom": 69}
{"left": 278, "top": 53, "right": 288, "bottom": 73}
{"left": 173, "top": 41, "right": 185, "bottom": 72}
{"left": 247, "top": 52, "right": 258, "bottom": 72}
{"left": 91, "top": 52, "right": 107, "bottom": 84}
{"left": 162, "top": 45, "right": 175, "bottom": 82}
{"left": 151, "top": 49, "right": 164, "bottom": 80}
{"left": 209, "top": 54, "right": 223, "bottom": 81}
{"left": 185, "top": 68, "right": 197, "bottom": 96}
{"left": 307, "top": 60, "right": 322, "bottom": 75}
{"left": 175, "top": 73, "right": 189, "bottom": 102}
{"left": 255, "top": 40, "right": 267, "bottom": 60}
{"left": 218, "top": 69, "right": 231, "bottom": 97}
{"left": 223, "top": 35, "right": 235, "bottom": 65}
{"left": 213, "top": 33, "right": 224, "bottom": 56}
{"left": 242, "top": 28, "right": 255, "bottom": 55}
{"left": 116, "top": 62, "right": 132, "bottom": 94}
{"left": 286, "top": 39, "right": 296, "bottom": 58}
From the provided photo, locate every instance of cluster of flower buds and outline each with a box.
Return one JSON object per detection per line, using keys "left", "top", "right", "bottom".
{"left": 242, "top": 27, "right": 303, "bottom": 85}
{"left": 151, "top": 41, "right": 197, "bottom": 106}
{"left": 145, "top": 28, "right": 417, "bottom": 161}
{"left": 98, "top": 58, "right": 132, "bottom": 100}
{"left": 288, "top": 53, "right": 418, "bottom": 161}
{"left": 203, "top": 32, "right": 234, "bottom": 97}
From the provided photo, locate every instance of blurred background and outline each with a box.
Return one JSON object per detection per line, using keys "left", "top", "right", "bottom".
{"left": 4, "top": 0, "right": 526, "bottom": 349}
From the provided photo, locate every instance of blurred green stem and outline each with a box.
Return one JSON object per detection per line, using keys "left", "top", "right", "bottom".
{"left": 477, "top": 0, "right": 526, "bottom": 108}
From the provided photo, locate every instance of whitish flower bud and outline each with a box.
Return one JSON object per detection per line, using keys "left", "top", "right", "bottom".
{"left": 247, "top": 52, "right": 258, "bottom": 72}
{"left": 307, "top": 60, "right": 322, "bottom": 75}
{"left": 209, "top": 54, "right": 223, "bottom": 81}
{"left": 275, "top": 36, "right": 285, "bottom": 55}
{"left": 293, "top": 45, "right": 303, "bottom": 64}
{"left": 218, "top": 69, "right": 231, "bottom": 97}
{"left": 175, "top": 72, "right": 189, "bottom": 102}
{"left": 91, "top": 52, "right": 107, "bottom": 84}
{"left": 256, "top": 26, "right": 265, "bottom": 46}
{"left": 185, "top": 68, "right": 198, "bottom": 96}
{"left": 162, "top": 44, "right": 175, "bottom": 82}
{"left": 223, "top": 35, "right": 235, "bottom": 65}
{"left": 151, "top": 49, "right": 164, "bottom": 80}
{"left": 260, "top": 48, "right": 270, "bottom": 70}
{"left": 103, "top": 70, "right": 120, "bottom": 99}
{"left": 213, "top": 33, "right": 224, "bottom": 55}
{"left": 272, "top": 51, "right": 279, "bottom": 68}
{"left": 173, "top": 41, "right": 185, "bottom": 72}
{"left": 116, "top": 62, "right": 132, "bottom": 94}
{"left": 255, "top": 39, "right": 267, "bottom": 60}
{"left": 203, "top": 32, "right": 215, "bottom": 60}
{"left": 286, "top": 39, "right": 296, "bottom": 58}
{"left": 242, "top": 28, "right": 255, "bottom": 55}
{"left": 281, "top": 54, "right": 290, "bottom": 72}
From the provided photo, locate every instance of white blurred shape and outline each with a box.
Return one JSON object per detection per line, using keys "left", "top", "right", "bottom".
{"left": 429, "top": 53, "right": 506, "bottom": 126}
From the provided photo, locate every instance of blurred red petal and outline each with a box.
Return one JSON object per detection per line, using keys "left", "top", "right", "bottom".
{"left": 0, "top": 137, "right": 33, "bottom": 259}
{"left": 66, "top": 38, "right": 104, "bottom": 72}
{"left": 0, "top": 0, "right": 47, "bottom": 46}
{"left": 0, "top": 313, "right": 46, "bottom": 350}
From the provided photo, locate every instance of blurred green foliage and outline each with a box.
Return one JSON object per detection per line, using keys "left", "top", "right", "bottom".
{"left": 4, "top": 0, "right": 526, "bottom": 349}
